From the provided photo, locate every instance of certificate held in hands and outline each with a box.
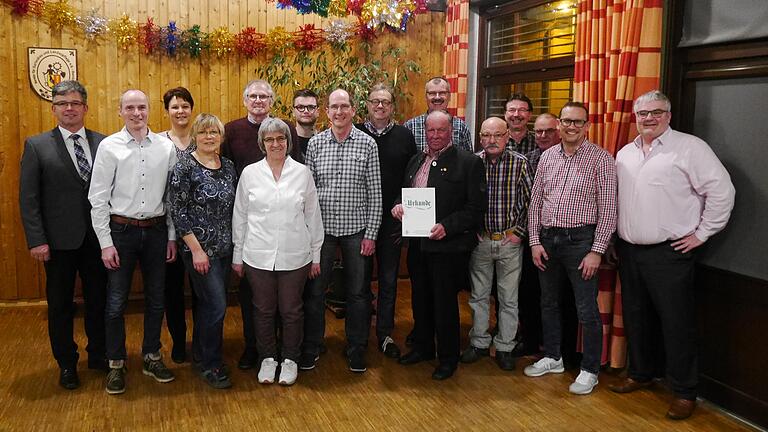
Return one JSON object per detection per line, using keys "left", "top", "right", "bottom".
{"left": 402, "top": 188, "right": 436, "bottom": 237}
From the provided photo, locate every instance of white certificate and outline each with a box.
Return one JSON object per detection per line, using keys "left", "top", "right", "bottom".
{"left": 401, "top": 187, "right": 436, "bottom": 237}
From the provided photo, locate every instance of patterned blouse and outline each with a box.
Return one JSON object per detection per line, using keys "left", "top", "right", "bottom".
{"left": 169, "top": 153, "right": 237, "bottom": 258}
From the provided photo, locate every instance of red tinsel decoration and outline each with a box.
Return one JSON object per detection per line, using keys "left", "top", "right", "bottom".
{"left": 6, "top": 0, "right": 43, "bottom": 16}
{"left": 293, "top": 24, "right": 324, "bottom": 51}
{"left": 355, "top": 19, "right": 378, "bottom": 41}
{"left": 138, "top": 17, "right": 162, "bottom": 55}
{"left": 234, "top": 27, "right": 265, "bottom": 58}
{"left": 346, "top": 0, "right": 364, "bottom": 15}
{"left": 413, "top": 0, "right": 428, "bottom": 14}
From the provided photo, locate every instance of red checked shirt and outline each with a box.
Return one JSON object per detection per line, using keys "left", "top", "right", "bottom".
{"left": 527, "top": 139, "right": 617, "bottom": 254}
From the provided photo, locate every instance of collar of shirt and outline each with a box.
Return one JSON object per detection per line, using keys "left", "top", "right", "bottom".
{"left": 363, "top": 119, "right": 395, "bottom": 137}
{"left": 247, "top": 113, "right": 273, "bottom": 125}
{"left": 632, "top": 126, "right": 671, "bottom": 149}
{"left": 558, "top": 138, "right": 589, "bottom": 157}
{"left": 424, "top": 142, "right": 452, "bottom": 159}
{"left": 118, "top": 126, "right": 162, "bottom": 145}
{"left": 477, "top": 148, "right": 511, "bottom": 165}
{"left": 58, "top": 125, "right": 86, "bottom": 142}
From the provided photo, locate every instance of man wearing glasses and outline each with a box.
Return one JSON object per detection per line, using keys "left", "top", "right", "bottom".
{"left": 504, "top": 93, "right": 537, "bottom": 155}
{"left": 221, "top": 79, "right": 304, "bottom": 370}
{"left": 19, "top": 80, "right": 108, "bottom": 390}
{"left": 404, "top": 76, "right": 473, "bottom": 153}
{"left": 303, "top": 88, "right": 382, "bottom": 373}
{"left": 460, "top": 116, "right": 533, "bottom": 371}
{"left": 610, "top": 90, "right": 734, "bottom": 420}
{"left": 292, "top": 88, "right": 320, "bottom": 160}
{"left": 524, "top": 102, "right": 617, "bottom": 396}
{"left": 355, "top": 83, "right": 417, "bottom": 360}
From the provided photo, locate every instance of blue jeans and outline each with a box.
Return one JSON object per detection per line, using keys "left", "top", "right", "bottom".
{"left": 182, "top": 253, "right": 230, "bottom": 371}
{"left": 538, "top": 226, "right": 602, "bottom": 374}
{"left": 105, "top": 221, "right": 168, "bottom": 360}
{"left": 303, "top": 230, "right": 371, "bottom": 356}
{"left": 371, "top": 217, "right": 403, "bottom": 341}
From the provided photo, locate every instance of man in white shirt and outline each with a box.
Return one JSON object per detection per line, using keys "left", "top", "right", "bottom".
{"left": 88, "top": 89, "right": 178, "bottom": 395}
{"left": 610, "top": 90, "right": 735, "bottom": 420}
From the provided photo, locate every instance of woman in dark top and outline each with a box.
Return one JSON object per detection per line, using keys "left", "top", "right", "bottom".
{"left": 169, "top": 113, "right": 236, "bottom": 389}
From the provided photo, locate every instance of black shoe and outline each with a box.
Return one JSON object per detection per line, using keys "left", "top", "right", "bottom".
{"left": 171, "top": 344, "right": 187, "bottom": 364}
{"left": 347, "top": 348, "right": 367, "bottom": 373}
{"left": 237, "top": 348, "right": 258, "bottom": 370}
{"left": 378, "top": 336, "right": 401, "bottom": 359}
{"left": 105, "top": 367, "right": 126, "bottom": 395}
{"left": 405, "top": 331, "right": 415, "bottom": 347}
{"left": 88, "top": 358, "right": 110, "bottom": 372}
{"left": 432, "top": 363, "right": 456, "bottom": 380}
{"left": 59, "top": 368, "right": 80, "bottom": 390}
{"left": 142, "top": 356, "right": 175, "bottom": 383}
{"left": 495, "top": 351, "right": 516, "bottom": 371}
{"left": 201, "top": 368, "right": 232, "bottom": 389}
{"left": 398, "top": 350, "right": 435, "bottom": 366}
{"left": 460, "top": 346, "right": 490, "bottom": 364}
{"left": 298, "top": 352, "right": 319, "bottom": 371}
{"left": 510, "top": 342, "right": 528, "bottom": 358}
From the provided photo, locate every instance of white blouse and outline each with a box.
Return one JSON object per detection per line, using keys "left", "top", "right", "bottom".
{"left": 232, "top": 156, "right": 324, "bottom": 271}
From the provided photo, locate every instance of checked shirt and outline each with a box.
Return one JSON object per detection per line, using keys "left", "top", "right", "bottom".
{"left": 404, "top": 113, "right": 473, "bottom": 153}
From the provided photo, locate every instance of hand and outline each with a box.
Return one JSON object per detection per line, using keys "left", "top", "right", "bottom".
{"left": 29, "top": 244, "right": 50, "bottom": 262}
{"left": 166, "top": 241, "right": 177, "bottom": 263}
{"left": 391, "top": 204, "right": 404, "bottom": 221}
{"left": 102, "top": 246, "right": 120, "bottom": 270}
{"left": 191, "top": 250, "right": 210, "bottom": 275}
{"left": 501, "top": 232, "right": 522, "bottom": 246}
{"left": 308, "top": 263, "right": 321, "bottom": 279}
{"left": 671, "top": 234, "right": 704, "bottom": 253}
{"left": 578, "top": 251, "right": 602, "bottom": 280}
{"left": 428, "top": 223, "right": 446, "bottom": 240}
{"left": 531, "top": 245, "right": 548, "bottom": 271}
{"left": 360, "top": 239, "right": 376, "bottom": 256}
{"left": 231, "top": 263, "right": 244, "bottom": 278}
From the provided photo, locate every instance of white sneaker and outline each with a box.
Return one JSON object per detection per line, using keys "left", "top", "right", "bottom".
{"left": 278, "top": 359, "right": 298, "bottom": 386}
{"left": 569, "top": 370, "right": 599, "bottom": 395}
{"left": 523, "top": 357, "right": 565, "bottom": 377}
{"left": 257, "top": 358, "right": 278, "bottom": 384}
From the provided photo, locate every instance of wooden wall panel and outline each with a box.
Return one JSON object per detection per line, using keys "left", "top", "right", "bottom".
{"left": 0, "top": 1, "right": 445, "bottom": 301}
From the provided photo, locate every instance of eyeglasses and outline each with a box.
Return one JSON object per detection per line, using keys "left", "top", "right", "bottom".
{"left": 506, "top": 107, "right": 530, "bottom": 114}
{"left": 328, "top": 104, "right": 352, "bottom": 112}
{"left": 197, "top": 130, "right": 221, "bottom": 137}
{"left": 247, "top": 93, "right": 272, "bottom": 102}
{"left": 294, "top": 105, "right": 317, "bottom": 112}
{"left": 534, "top": 128, "right": 558, "bottom": 136}
{"left": 53, "top": 101, "right": 85, "bottom": 108}
{"left": 367, "top": 99, "right": 393, "bottom": 107}
{"left": 426, "top": 91, "right": 449, "bottom": 98}
{"left": 263, "top": 136, "right": 288, "bottom": 145}
{"left": 559, "top": 118, "right": 587, "bottom": 128}
{"left": 479, "top": 131, "right": 508, "bottom": 141}
{"left": 635, "top": 109, "right": 668, "bottom": 119}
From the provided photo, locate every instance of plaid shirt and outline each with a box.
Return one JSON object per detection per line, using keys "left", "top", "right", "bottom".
{"left": 525, "top": 147, "right": 543, "bottom": 175}
{"left": 527, "top": 139, "right": 617, "bottom": 254}
{"left": 404, "top": 113, "right": 473, "bottom": 153}
{"left": 306, "top": 126, "right": 382, "bottom": 240}
{"left": 508, "top": 131, "right": 537, "bottom": 155}
{"left": 477, "top": 148, "right": 534, "bottom": 237}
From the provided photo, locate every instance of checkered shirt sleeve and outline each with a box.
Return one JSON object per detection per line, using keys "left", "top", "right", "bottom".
{"left": 405, "top": 114, "right": 474, "bottom": 153}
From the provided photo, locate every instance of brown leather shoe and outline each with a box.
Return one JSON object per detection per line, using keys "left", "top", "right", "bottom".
{"left": 608, "top": 377, "right": 652, "bottom": 393}
{"left": 667, "top": 398, "right": 696, "bottom": 420}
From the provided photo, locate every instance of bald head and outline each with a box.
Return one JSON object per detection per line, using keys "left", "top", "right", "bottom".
{"left": 425, "top": 110, "right": 453, "bottom": 153}
{"left": 119, "top": 89, "right": 150, "bottom": 134}
{"left": 479, "top": 116, "right": 509, "bottom": 159}
{"left": 533, "top": 113, "right": 560, "bottom": 151}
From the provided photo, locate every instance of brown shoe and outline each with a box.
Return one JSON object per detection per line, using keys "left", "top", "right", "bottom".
{"left": 667, "top": 398, "right": 696, "bottom": 420}
{"left": 608, "top": 377, "right": 652, "bottom": 393}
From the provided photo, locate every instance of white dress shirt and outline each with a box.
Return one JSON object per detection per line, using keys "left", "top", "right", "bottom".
{"left": 88, "top": 127, "right": 177, "bottom": 248}
{"left": 59, "top": 126, "right": 93, "bottom": 167}
{"left": 232, "top": 156, "right": 324, "bottom": 271}
{"left": 616, "top": 127, "right": 735, "bottom": 244}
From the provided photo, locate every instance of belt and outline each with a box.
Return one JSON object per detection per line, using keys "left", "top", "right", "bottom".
{"left": 110, "top": 215, "right": 165, "bottom": 227}
{"left": 541, "top": 225, "right": 596, "bottom": 235}
{"left": 482, "top": 229, "right": 516, "bottom": 241}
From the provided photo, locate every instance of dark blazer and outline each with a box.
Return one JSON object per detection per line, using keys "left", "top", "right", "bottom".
{"left": 401, "top": 146, "right": 487, "bottom": 253}
{"left": 19, "top": 127, "right": 105, "bottom": 250}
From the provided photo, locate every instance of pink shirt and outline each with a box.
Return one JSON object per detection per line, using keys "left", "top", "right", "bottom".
{"left": 616, "top": 127, "right": 735, "bottom": 245}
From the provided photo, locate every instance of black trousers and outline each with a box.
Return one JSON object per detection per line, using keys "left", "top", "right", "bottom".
{"left": 164, "top": 258, "right": 187, "bottom": 348}
{"left": 517, "top": 244, "right": 542, "bottom": 353}
{"left": 407, "top": 240, "right": 468, "bottom": 367}
{"left": 44, "top": 233, "right": 107, "bottom": 369}
{"left": 617, "top": 238, "right": 698, "bottom": 400}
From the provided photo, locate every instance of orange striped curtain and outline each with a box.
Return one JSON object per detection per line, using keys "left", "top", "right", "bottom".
{"left": 443, "top": 0, "right": 470, "bottom": 119}
{"left": 573, "top": 0, "right": 663, "bottom": 368}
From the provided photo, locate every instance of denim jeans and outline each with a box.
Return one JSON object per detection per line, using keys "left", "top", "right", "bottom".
{"left": 538, "top": 226, "right": 602, "bottom": 374}
{"left": 303, "top": 230, "right": 371, "bottom": 356}
{"left": 105, "top": 221, "right": 168, "bottom": 360}
{"left": 182, "top": 253, "right": 230, "bottom": 371}
{"left": 371, "top": 217, "right": 403, "bottom": 341}
{"left": 468, "top": 238, "right": 523, "bottom": 352}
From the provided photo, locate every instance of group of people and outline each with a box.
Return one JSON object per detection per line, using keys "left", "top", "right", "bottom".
{"left": 19, "top": 75, "right": 734, "bottom": 420}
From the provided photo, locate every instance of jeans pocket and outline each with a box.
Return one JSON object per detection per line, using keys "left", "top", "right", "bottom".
{"left": 109, "top": 221, "right": 129, "bottom": 233}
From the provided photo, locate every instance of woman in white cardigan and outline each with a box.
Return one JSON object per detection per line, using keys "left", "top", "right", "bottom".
{"left": 231, "top": 117, "right": 323, "bottom": 386}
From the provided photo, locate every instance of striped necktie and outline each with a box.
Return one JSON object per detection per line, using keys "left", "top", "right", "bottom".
{"left": 71, "top": 134, "right": 91, "bottom": 182}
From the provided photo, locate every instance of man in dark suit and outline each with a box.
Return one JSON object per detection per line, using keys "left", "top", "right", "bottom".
{"left": 19, "top": 80, "right": 108, "bottom": 390}
{"left": 392, "top": 110, "right": 486, "bottom": 380}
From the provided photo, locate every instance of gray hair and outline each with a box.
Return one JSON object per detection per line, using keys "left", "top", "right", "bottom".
{"left": 426, "top": 109, "right": 453, "bottom": 127}
{"left": 425, "top": 76, "right": 451, "bottom": 92}
{"left": 243, "top": 79, "right": 274, "bottom": 100}
{"left": 52, "top": 80, "right": 87, "bottom": 104}
{"left": 369, "top": 82, "right": 395, "bottom": 102}
{"left": 633, "top": 90, "right": 672, "bottom": 113}
{"left": 190, "top": 113, "right": 226, "bottom": 147}
{"left": 257, "top": 117, "right": 293, "bottom": 156}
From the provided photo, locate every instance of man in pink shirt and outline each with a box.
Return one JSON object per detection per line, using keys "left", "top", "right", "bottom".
{"left": 610, "top": 90, "right": 735, "bottom": 420}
